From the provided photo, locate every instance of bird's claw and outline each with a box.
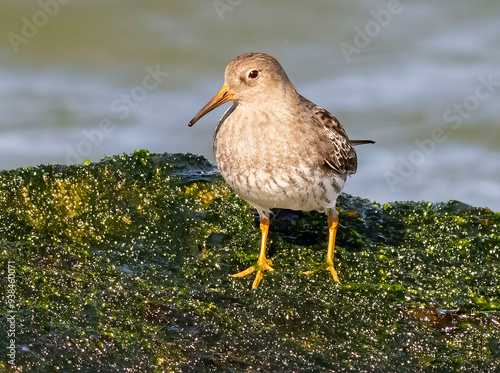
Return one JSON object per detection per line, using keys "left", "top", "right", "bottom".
{"left": 231, "top": 266, "right": 256, "bottom": 278}
{"left": 327, "top": 265, "right": 340, "bottom": 283}
{"left": 231, "top": 260, "right": 274, "bottom": 289}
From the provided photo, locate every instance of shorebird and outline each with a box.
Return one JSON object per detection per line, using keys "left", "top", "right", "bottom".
{"left": 188, "top": 52, "right": 374, "bottom": 288}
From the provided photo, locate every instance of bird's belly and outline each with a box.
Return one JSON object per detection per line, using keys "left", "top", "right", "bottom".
{"left": 219, "top": 162, "right": 345, "bottom": 213}
{"left": 214, "top": 111, "right": 345, "bottom": 212}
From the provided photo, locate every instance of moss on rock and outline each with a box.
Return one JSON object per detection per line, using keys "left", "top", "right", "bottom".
{"left": 0, "top": 150, "right": 499, "bottom": 371}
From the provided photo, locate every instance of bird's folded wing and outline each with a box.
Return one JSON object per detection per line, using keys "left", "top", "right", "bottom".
{"left": 310, "top": 105, "right": 358, "bottom": 175}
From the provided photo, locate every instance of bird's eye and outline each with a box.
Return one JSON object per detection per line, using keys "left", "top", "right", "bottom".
{"left": 248, "top": 70, "right": 259, "bottom": 79}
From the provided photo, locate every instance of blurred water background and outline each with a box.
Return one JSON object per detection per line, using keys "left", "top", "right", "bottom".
{"left": 1, "top": 0, "right": 499, "bottom": 210}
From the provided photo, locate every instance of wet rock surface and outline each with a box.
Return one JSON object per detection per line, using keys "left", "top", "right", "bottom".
{"left": 0, "top": 150, "right": 499, "bottom": 371}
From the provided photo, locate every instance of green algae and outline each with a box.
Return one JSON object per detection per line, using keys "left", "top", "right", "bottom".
{"left": 0, "top": 150, "right": 499, "bottom": 372}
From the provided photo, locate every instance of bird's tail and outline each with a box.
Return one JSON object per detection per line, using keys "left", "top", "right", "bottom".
{"left": 351, "top": 139, "right": 375, "bottom": 146}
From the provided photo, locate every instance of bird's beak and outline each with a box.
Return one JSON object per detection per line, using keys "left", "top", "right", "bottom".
{"left": 188, "top": 85, "right": 234, "bottom": 127}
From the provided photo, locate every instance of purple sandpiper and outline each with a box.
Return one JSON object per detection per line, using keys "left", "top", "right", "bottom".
{"left": 189, "top": 52, "right": 374, "bottom": 288}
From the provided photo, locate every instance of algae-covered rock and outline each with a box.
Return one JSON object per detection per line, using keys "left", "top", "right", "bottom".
{"left": 0, "top": 150, "right": 499, "bottom": 372}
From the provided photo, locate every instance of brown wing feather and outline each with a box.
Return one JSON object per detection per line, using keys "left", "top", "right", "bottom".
{"left": 351, "top": 139, "right": 375, "bottom": 145}
{"left": 310, "top": 106, "right": 358, "bottom": 175}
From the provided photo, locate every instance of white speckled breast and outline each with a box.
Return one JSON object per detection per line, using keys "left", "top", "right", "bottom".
{"left": 214, "top": 103, "right": 346, "bottom": 215}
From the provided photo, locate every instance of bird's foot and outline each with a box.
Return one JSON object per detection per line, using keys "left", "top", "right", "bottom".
{"left": 231, "top": 260, "right": 274, "bottom": 289}
{"left": 326, "top": 264, "right": 340, "bottom": 283}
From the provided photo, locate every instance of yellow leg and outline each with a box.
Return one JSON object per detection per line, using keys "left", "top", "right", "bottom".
{"left": 326, "top": 210, "right": 340, "bottom": 283}
{"left": 232, "top": 217, "right": 274, "bottom": 289}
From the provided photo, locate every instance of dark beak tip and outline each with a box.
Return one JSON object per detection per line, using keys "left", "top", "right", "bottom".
{"left": 187, "top": 85, "right": 230, "bottom": 128}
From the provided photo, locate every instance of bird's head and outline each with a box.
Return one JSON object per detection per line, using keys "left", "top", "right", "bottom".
{"left": 188, "top": 52, "right": 295, "bottom": 127}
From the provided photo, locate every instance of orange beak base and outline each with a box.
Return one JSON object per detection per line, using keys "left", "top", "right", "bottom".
{"left": 188, "top": 85, "right": 233, "bottom": 127}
